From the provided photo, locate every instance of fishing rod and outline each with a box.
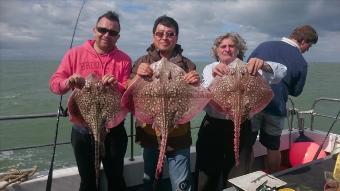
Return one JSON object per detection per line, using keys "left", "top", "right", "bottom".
{"left": 287, "top": 97, "right": 296, "bottom": 150}
{"left": 312, "top": 107, "right": 340, "bottom": 161}
{"left": 45, "top": 1, "right": 86, "bottom": 190}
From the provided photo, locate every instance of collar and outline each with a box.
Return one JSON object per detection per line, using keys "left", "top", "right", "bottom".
{"left": 281, "top": 37, "right": 301, "bottom": 52}
{"left": 88, "top": 39, "right": 117, "bottom": 55}
{"left": 146, "top": 44, "right": 184, "bottom": 63}
{"left": 218, "top": 58, "right": 239, "bottom": 68}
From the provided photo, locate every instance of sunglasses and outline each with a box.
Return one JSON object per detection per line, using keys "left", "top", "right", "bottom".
{"left": 96, "top": 27, "right": 119, "bottom": 36}
{"left": 154, "top": 31, "right": 176, "bottom": 38}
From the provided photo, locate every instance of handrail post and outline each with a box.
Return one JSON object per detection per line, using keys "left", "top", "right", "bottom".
{"left": 298, "top": 115, "right": 304, "bottom": 131}
{"left": 310, "top": 112, "right": 315, "bottom": 131}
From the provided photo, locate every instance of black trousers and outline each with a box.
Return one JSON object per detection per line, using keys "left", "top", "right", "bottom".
{"left": 71, "top": 123, "right": 128, "bottom": 191}
{"left": 195, "top": 115, "right": 252, "bottom": 191}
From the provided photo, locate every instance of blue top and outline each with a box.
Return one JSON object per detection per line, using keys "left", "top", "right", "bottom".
{"left": 248, "top": 39, "right": 308, "bottom": 116}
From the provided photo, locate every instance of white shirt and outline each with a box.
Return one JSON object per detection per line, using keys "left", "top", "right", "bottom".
{"left": 281, "top": 37, "right": 301, "bottom": 52}
{"left": 202, "top": 59, "right": 287, "bottom": 119}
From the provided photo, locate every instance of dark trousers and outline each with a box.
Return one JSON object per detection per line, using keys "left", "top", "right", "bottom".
{"left": 195, "top": 115, "right": 252, "bottom": 191}
{"left": 71, "top": 123, "right": 128, "bottom": 191}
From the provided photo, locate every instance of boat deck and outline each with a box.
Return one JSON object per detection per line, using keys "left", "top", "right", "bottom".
{"left": 127, "top": 178, "right": 174, "bottom": 191}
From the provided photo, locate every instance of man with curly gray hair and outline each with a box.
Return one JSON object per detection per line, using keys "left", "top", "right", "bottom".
{"left": 195, "top": 32, "right": 287, "bottom": 191}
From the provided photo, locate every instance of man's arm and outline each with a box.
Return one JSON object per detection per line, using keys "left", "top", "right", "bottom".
{"left": 262, "top": 61, "right": 287, "bottom": 84}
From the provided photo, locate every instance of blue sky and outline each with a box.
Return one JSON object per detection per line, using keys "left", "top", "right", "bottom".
{"left": 1, "top": 0, "right": 340, "bottom": 63}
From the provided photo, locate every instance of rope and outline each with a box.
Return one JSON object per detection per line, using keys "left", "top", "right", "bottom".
{"left": 0, "top": 166, "right": 37, "bottom": 190}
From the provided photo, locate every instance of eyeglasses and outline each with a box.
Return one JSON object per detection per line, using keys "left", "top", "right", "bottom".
{"left": 154, "top": 31, "right": 176, "bottom": 38}
{"left": 96, "top": 27, "right": 119, "bottom": 36}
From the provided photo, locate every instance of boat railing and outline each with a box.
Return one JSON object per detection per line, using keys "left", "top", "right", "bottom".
{"left": 288, "top": 97, "right": 340, "bottom": 131}
{"left": 0, "top": 112, "right": 200, "bottom": 161}
{"left": 0, "top": 112, "right": 70, "bottom": 152}
{"left": 0, "top": 112, "right": 138, "bottom": 161}
{"left": 1, "top": 97, "right": 339, "bottom": 162}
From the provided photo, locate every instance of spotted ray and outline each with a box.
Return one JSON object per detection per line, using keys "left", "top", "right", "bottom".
{"left": 67, "top": 73, "right": 128, "bottom": 190}
{"left": 122, "top": 58, "right": 211, "bottom": 179}
{"left": 208, "top": 58, "right": 273, "bottom": 166}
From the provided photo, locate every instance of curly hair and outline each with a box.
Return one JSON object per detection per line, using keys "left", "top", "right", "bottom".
{"left": 212, "top": 32, "right": 247, "bottom": 61}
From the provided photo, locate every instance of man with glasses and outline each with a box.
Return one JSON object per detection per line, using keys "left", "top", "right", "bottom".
{"left": 248, "top": 25, "right": 318, "bottom": 173}
{"left": 129, "top": 15, "right": 199, "bottom": 191}
{"left": 49, "top": 11, "right": 131, "bottom": 191}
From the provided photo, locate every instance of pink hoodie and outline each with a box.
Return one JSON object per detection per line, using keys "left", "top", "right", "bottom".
{"left": 49, "top": 40, "right": 132, "bottom": 95}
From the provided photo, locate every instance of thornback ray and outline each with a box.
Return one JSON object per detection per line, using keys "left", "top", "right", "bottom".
{"left": 208, "top": 58, "right": 273, "bottom": 166}
{"left": 122, "top": 58, "right": 211, "bottom": 180}
{"left": 67, "top": 73, "right": 128, "bottom": 190}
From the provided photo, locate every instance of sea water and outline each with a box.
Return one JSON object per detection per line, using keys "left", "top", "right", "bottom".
{"left": 0, "top": 60, "right": 340, "bottom": 172}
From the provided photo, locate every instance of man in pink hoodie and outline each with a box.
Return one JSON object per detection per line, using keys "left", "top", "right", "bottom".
{"left": 49, "top": 11, "right": 132, "bottom": 191}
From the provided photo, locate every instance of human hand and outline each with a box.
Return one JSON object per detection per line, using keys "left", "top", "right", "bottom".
{"left": 183, "top": 70, "right": 200, "bottom": 85}
{"left": 67, "top": 74, "right": 85, "bottom": 90}
{"left": 102, "top": 74, "right": 117, "bottom": 86}
{"left": 137, "top": 63, "right": 153, "bottom": 77}
{"left": 247, "top": 58, "right": 264, "bottom": 76}
{"left": 212, "top": 63, "right": 230, "bottom": 77}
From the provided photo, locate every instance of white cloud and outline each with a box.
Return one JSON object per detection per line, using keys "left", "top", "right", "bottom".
{"left": 0, "top": 0, "right": 340, "bottom": 63}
